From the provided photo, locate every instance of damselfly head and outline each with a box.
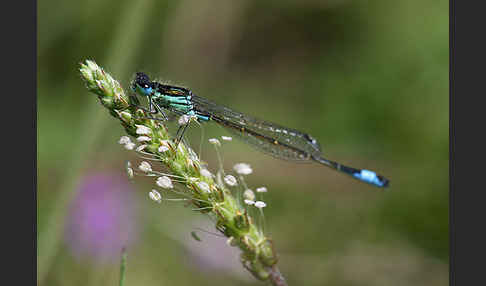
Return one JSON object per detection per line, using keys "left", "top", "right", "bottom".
{"left": 131, "top": 72, "right": 152, "bottom": 95}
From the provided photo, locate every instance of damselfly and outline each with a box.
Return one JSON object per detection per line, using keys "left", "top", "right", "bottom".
{"left": 131, "top": 72, "right": 389, "bottom": 188}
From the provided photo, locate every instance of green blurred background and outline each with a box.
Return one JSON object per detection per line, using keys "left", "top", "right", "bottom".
{"left": 38, "top": 0, "right": 448, "bottom": 285}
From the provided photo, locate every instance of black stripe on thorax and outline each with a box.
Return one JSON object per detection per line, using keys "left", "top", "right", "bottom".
{"left": 152, "top": 82, "right": 192, "bottom": 98}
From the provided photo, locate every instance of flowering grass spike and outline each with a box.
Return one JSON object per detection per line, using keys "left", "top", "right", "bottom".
{"left": 79, "top": 60, "right": 286, "bottom": 286}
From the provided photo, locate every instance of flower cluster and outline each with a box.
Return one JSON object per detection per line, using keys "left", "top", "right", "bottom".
{"left": 122, "top": 134, "right": 270, "bottom": 227}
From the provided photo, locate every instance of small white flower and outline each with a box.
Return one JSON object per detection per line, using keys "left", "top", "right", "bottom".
{"left": 208, "top": 138, "right": 221, "bottom": 147}
{"left": 224, "top": 175, "right": 238, "bottom": 186}
{"left": 221, "top": 136, "right": 232, "bottom": 141}
{"left": 197, "top": 181, "right": 211, "bottom": 193}
{"left": 119, "top": 136, "right": 131, "bottom": 145}
{"left": 178, "top": 114, "right": 190, "bottom": 125}
{"left": 200, "top": 169, "right": 213, "bottom": 178}
{"left": 125, "top": 161, "right": 134, "bottom": 179}
{"left": 156, "top": 176, "right": 173, "bottom": 189}
{"left": 254, "top": 201, "right": 267, "bottom": 209}
{"left": 136, "top": 136, "right": 151, "bottom": 142}
{"left": 158, "top": 145, "right": 169, "bottom": 152}
{"left": 244, "top": 199, "right": 255, "bottom": 205}
{"left": 149, "top": 189, "right": 162, "bottom": 203}
{"left": 159, "top": 140, "right": 171, "bottom": 151}
{"left": 243, "top": 189, "right": 255, "bottom": 201}
{"left": 124, "top": 142, "right": 136, "bottom": 150}
{"left": 233, "top": 163, "right": 253, "bottom": 175}
{"left": 135, "top": 125, "right": 152, "bottom": 135}
{"left": 226, "top": 236, "right": 234, "bottom": 246}
{"left": 135, "top": 144, "right": 147, "bottom": 152}
{"left": 256, "top": 187, "right": 268, "bottom": 193}
{"left": 126, "top": 168, "right": 134, "bottom": 179}
{"left": 138, "top": 161, "right": 152, "bottom": 172}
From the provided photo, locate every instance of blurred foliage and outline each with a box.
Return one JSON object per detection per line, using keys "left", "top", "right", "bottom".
{"left": 38, "top": 0, "right": 448, "bottom": 285}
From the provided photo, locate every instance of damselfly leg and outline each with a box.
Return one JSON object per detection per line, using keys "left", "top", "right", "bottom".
{"left": 130, "top": 93, "right": 170, "bottom": 121}
{"left": 175, "top": 122, "right": 190, "bottom": 148}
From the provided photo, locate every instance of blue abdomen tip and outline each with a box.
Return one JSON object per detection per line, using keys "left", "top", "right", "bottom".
{"left": 353, "top": 169, "right": 388, "bottom": 188}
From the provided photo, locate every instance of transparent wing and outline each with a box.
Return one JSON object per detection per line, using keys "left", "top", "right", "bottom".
{"left": 191, "top": 95, "right": 323, "bottom": 161}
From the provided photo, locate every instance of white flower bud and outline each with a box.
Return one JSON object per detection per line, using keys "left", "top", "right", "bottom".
{"left": 197, "top": 181, "right": 211, "bottom": 193}
{"left": 254, "top": 201, "right": 267, "bottom": 209}
{"left": 136, "top": 144, "right": 147, "bottom": 152}
{"left": 125, "top": 161, "right": 134, "bottom": 179}
{"left": 224, "top": 175, "right": 237, "bottom": 186}
{"left": 136, "top": 136, "right": 151, "bottom": 142}
{"left": 256, "top": 187, "right": 268, "bottom": 193}
{"left": 200, "top": 169, "right": 213, "bottom": 178}
{"left": 138, "top": 161, "right": 152, "bottom": 172}
{"left": 149, "top": 189, "right": 162, "bottom": 203}
{"left": 119, "top": 136, "right": 131, "bottom": 145}
{"left": 135, "top": 125, "right": 152, "bottom": 135}
{"left": 233, "top": 163, "right": 252, "bottom": 175}
{"left": 158, "top": 145, "right": 169, "bottom": 152}
{"left": 243, "top": 189, "right": 255, "bottom": 201}
{"left": 124, "top": 142, "right": 136, "bottom": 150}
{"left": 244, "top": 199, "right": 255, "bottom": 205}
{"left": 156, "top": 176, "right": 173, "bottom": 189}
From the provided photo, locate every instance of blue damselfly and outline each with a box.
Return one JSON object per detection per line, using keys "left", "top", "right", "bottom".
{"left": 131, "top": 72, "right": 389, "bottom": 188}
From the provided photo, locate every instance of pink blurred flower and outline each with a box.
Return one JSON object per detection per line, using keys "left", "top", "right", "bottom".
{"left": 64, "top": 173, "right": 138, "bottom": 263}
